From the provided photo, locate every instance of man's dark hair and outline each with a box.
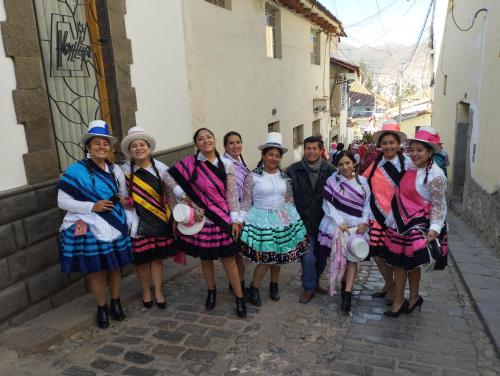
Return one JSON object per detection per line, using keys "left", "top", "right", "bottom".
{"left": 336, "top": 143, "right": 345, "bottom": 151}
{"left": 303, "top": 136, "right": 324, "bottom": 149}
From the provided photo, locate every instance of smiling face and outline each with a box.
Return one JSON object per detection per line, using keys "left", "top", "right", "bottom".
{"left": 86, "top": 137, "right": 111, "bottom": 161}
{"left": 304, "top": 141, "right": 322, "bottom": 163}
{"left": 224, "top": 134, "right": 242, "bottom": 159}
{"left": 262, "top": 147, "right": 282, "bottom": 172}
{"left": 408, "top": 141, "right": 433, "bottom": 168}
{"left": 129, "top": 139, "right": 151, "bottom": 162}
{"left": 379, "top": 133, "right": 400, "bottom": 160}
{"left": 337, "top": 155, "right": 355, "bottom": 179}
{"left": 194, "top": 129, "right": 216, "bottom": 155}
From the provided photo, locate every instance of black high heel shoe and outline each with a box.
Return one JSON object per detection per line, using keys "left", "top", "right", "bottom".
{"left": 405, "top": 296, "right": 424, "bottom": 314}
{"left": 247, "top": 286, "right": 262, "bottom": 307}
{"left": 110, "top": 298, "right": 125, "bottom": 321}
{"left": 384, "top": 300, "right": 409, "bottom": 318}
{"left": 153, "top": 288, "right": 167, "bottom": 310}
{"left": 269, "top": 282, "right": 280, "bottom": 301}
{"left": 205, "top": 288, "right": 216, "bottom": 310}
{"left": 96, "top": 304, "right": 109, "bottom": 329}
{"left": 143, "top": 300, "right": 153, "bottom": 308}
{"left": 235, "top": 297, "right": 247, "bottom": 318}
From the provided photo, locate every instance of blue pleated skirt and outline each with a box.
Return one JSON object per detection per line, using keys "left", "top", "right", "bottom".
{"left": 59, "top": 224, "right": 133, "bottom": 273}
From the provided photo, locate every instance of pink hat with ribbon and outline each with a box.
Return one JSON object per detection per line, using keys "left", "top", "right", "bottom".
{"left": 372, "top": 119, "right": 407, "bottom": 146}
{"left": 406, "top": 126, "right": 441, "bottom": 152}
{"left": 172, "top": 204, "right": 204, "bottom": 235}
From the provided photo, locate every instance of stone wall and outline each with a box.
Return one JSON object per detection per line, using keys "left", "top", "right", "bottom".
{"left": 462, "top": 178, "right": 500, "bottom": 255}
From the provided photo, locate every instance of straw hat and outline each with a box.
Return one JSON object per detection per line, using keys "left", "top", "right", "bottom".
{"left": 80, "top": 120, "right": 117, "bottom": 145}
{"left": 258, "top": 132, "right": 288, "bottom": 153}
{"left": 120, "top": 127, "right": 156, "bottom": 159}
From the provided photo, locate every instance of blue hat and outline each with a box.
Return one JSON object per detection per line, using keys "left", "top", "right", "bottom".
{"left": 80, "top": 120, "right": 118, "bottom": 145}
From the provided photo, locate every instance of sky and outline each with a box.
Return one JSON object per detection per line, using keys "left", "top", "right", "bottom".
{"left": 319, "top": 0, "right": 436, "bottom": 47}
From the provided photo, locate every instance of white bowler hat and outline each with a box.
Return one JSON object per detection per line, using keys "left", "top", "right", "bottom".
{"left": 345, "top": 227, "right": 369, "bottom": 262}
{"left": 80, "top": 120, "right": 117, "bottom": 145}
{"left": 172, "top": 204, "right": 205, "bottom": 236}
{"left": 120, "top": 127, "right": 156, "bottom": 159}
{"left": 258, "top": 132, "right": 288, "bottom": 153}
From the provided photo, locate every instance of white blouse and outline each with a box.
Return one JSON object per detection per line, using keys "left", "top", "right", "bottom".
{"left": 239, "top": 171, "right": 294, "bottom": 222}
{"left": 58, "top": 163, "right": 128, "bottom": 242}
{"left": 319, "top": 174, "right": 371, "bottom": 235}
{"left": 120, "top": 160, "right": 169, "bottom": 237}
{"left": 386, "top": 163, "right": 447, "bottom": 234}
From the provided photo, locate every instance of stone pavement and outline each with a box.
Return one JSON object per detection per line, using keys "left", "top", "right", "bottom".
{"left": 447, "top": 212, "right": 500, "bottom": 353}
{"left": 4, "top": 252, "right": 500, "bottom": 376}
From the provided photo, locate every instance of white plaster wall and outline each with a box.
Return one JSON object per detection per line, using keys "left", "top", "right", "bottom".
{"left": 182, "top": 0, "right": 332, "bottom": 168}
{"left": 125, "top": 0, "right": 192, "bottom": 152}
{"left": 0, "top": 3, "right": 28, "bottom": 191}
{"left": 432, "top": 0, "right": 500, "bottom": 193}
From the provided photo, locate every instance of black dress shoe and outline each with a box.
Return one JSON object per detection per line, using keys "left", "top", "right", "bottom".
{"left": 384, "top": 300, "right": 409, "bottom": 318}
{"left": 269, "top": 282, "right": 280, "bottom": 301}
{"left": 341, "top": 291, "right": 352, "bottom": 312}
{"left": 110, "top": 298, "right": 125, "bottom": 321}
{"left": 236, "top": 297, "right": 247, "bottom": 318}
{"left": 405, "top": 296, "right": 424, "bottom": 314}
{"left": 205, "top": 288, "right": 216, "bottom": 310}
{"left": 247, "top": 286, "right": 262, "bottom": 307}
{"left": 96, "top": 305, "right": 110, "bottom": 329}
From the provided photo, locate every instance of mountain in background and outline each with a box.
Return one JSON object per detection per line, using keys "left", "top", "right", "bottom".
{"left": 337, "top": 39, "right": 432, "bottom": 104}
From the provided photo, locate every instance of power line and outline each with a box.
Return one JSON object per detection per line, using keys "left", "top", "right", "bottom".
{"left": 451, "top": 0, "right": 487, "bottom": 32}
{"left": 344, "top": 0, "right": 400, "bottom": 28}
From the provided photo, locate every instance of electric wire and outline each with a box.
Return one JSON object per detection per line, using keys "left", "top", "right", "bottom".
{"left": 451, "top": 0, "right": 487, "bottom": 32}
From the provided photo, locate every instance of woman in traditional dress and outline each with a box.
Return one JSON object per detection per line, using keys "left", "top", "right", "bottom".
{"left": 239, "top": 133, "right": 308, "bottom": 307}
{"left": 164, "top": 128, "right": 247, "bottom": 318}
{"left": 57, "top": 120, "right": 133, "bottom": 329}
{"left": 318, "top": 151, "right": 370, "bottom": 312}
{"left": 383, "top": 126, "right": 448, "bottom": 317}
{"left": 362, "top": 121, "right": 409, "bottom": 305}
{"left": 120, "top": 127, "right": 176, "bottom": 309}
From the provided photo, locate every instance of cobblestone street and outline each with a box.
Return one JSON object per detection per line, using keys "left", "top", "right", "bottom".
{"left": 7, "top": 256, "right": 500, "bottom": 376}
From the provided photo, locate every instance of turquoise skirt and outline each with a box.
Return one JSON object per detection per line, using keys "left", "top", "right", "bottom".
{"left": 240, "top": 203, "right": 308, "bottom": 264}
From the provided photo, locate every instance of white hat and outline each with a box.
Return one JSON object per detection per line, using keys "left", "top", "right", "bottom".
{"left": 120, "top": 127, "right": 156, "bottom": 159}
{"left": 258, "top": 132, "right": 288, "bottom": 153}
{"left": 172, "top": 204, "right": 204, "bottom": 236}
{"left": 344, "top": 228, "right": 369, "bottom": 262}
{"left": 372, "top": 119, "right": 407, "bottom": 146}
{"left": 406, "top": 126, "right": 441, "bottom": 153}
{"left": 80, "top": 120, "right": 117, "bottom": 145}
{"left": 351, "top": 144, "right": 360, "bottom": 150}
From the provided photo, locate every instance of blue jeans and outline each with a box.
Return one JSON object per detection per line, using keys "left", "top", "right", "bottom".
{"left": 300, "top": 233, "right": 328, "bottom": 293}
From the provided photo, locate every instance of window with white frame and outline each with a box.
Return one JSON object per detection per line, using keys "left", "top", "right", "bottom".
{"left": 293, "top": 125, "right": 304, "bottom": 149}
{"left": 205, "top": 0, "right": 231, "bottom": 10}
{"left": 311, "top": 29, "right": 320, "bottom": 65}
{"left": 265, "top": 3, "right": 281, "bottom": 59}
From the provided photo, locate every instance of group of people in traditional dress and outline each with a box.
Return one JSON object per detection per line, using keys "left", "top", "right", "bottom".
{"left": 57, "top": 119, "right": 449, "bottom": 328}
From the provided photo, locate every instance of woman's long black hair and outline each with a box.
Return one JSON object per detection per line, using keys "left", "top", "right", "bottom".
{"left": 190, "top": 128, "right": 226, "bottom": 185}
{"left": 223, "top": 131, "right": 247, "bottom": 167}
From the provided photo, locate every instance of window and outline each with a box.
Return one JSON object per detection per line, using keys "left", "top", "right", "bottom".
{"left": 265, "top": 3, "right": 281, "bottom": 59}
{"left": 205, "top": 0, "right": 231, "bottom": 10}
{"left": 293, "top": 125, "right": 304, "bottom": 149}
{"left": 312, "top": 119, "right": 321, "bottom": 136}
{"left": 268, "top": 121, "right": 280, "bottom": 133}
{"left": 311, "top": 29, "right": 320, "bottom": 65}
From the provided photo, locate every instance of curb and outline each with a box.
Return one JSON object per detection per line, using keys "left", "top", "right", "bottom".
{"left": 0, "top": 258, "right": 200, "bottom": 357}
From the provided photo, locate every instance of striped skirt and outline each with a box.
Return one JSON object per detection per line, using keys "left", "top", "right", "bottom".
{"left": 60, "top": 225, "right": 133, "bottom": 274}
{"left": 131, "top": 236, "right": 176, "bottom": 265}
{"left": 368, "top": 219, "right": 388, "bottom": 258}
{"left": 240, "top": 204, "right": 308, "bottom": 264}
{"left": 176, "top": 221, "right": 238, "bottom": 260}
{"left": 383, "top": 226, "right": 448, "bottom": 270}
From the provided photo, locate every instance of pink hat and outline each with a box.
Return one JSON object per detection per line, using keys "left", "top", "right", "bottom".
{"left": 406, "top": 126, "right": 441, "bottom": 152}
{"left": 372, "top": 119, "right": 407, "bottom": 145}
